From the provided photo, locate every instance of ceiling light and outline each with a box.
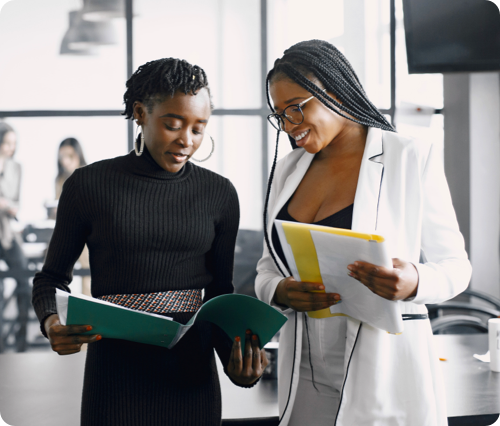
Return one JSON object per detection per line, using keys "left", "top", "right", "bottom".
{"left": 81, "top": 0, "right": 125, "bottom": 22}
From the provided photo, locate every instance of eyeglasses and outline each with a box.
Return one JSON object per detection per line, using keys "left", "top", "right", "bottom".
{"left": 267, "top": 89, "right": 326, "bottom": 131}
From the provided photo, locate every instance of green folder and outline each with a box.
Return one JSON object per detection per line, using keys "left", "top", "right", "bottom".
{"left": 56, "top": 290, "right": 287, "bottom": 349}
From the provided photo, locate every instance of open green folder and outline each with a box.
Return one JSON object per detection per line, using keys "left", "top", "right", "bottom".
{"left": 55, "top": 289, "right": 287, "bottom": 349}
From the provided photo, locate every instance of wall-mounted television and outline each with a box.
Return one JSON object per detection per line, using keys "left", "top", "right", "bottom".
{"left": 402, "top": 0, "right": 500, "bottom": 73}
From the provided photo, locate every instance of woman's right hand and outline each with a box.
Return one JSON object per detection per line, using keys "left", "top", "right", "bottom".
{"left": 44, "top": 314, "right": 101, "bottom": 355}
{"left": 273, "top": 276, "right": 341, "bottom": 311}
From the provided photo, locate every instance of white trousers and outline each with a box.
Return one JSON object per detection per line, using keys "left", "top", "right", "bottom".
{"left": 288, "top": 315, "right": 347, "bottom": 426}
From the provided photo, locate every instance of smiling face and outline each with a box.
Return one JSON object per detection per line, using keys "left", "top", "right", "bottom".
{"left": 269, "top": 78, "right": 349, "bottom": 154}
{"left": 133, "top": 88, "right": 211, "bottom": 173}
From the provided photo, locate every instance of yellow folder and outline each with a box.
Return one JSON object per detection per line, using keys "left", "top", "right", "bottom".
{"left": 276, "top": 221, "right": 385, "bottom": 319}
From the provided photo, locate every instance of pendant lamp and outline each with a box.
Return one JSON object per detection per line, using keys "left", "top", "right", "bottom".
{"left": 81, "top": 0, "right": 125, "bottom": 22}
{"left": 60, "top": 9, "right": 118, "bottom": 54}
{"left": 60, "top": 11, "right": 97, "bottom": 55}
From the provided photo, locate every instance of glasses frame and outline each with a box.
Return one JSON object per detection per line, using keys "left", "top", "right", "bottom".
{"left": 267, "top": 89, "right": 326, "bottom": 131}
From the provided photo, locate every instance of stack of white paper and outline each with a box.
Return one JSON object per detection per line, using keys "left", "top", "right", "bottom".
{"left": 275, "top": 220, "right": 403, "bottom": 333}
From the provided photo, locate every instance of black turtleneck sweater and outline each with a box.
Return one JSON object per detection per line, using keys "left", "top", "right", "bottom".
{"left": 32, "top": 147, "right": 240, "bottom": 426}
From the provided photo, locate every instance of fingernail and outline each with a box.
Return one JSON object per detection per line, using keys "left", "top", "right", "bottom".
{"left": 348, "top": 272, "right": 354, "bottom": 277}
{"left": 334, "top": 294, "right": 340, "bottom": 300}
{"left": 252, "top": 335, "right": 258, "bottom": 341}
{"left": 318, "top": 285, "right": 325, "bottom": 290}
{"left": 235, "top": 336, "right": 241, "bottom": 342}
{"left": 347, "top": 265, "right": 353, "bottom": 271}
{"left": 96, "top": 335, "right": 102, "bottom": 340}
{"left": 86, "top": 326, "right": 92, "bottom": 331}
{"left": 246, "top": 329, "right": 251, "bottom": 334}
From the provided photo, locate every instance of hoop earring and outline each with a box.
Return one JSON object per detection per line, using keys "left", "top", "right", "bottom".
{"left": 191, "top": 135, "right": 215, "bottom": 162}
{"left": 134, "top": 123, "right": 144, "bottom": 156}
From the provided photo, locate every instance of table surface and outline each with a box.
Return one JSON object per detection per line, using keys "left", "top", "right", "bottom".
{"left": 0, "top": 334, "right": 498, "bottom": 426}
{"left": 435, "top": 334, "right": 500, "bottom": 421}
{"left": 0, "top": 349, "right": 278, "bottom": 426}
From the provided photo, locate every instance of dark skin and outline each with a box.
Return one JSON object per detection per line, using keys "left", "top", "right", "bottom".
{"left": 44, "top": 89, "right": 268, "bottom": 386}
{"left": 270, "top": 78, "right": 418, "bottom": 310}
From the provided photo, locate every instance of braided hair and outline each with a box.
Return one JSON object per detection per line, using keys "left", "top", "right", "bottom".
{"left": 264, "top": 40, "right": 395, "bottom": 276}
{"left": 122, "top": 58, "right": 213, "bottom": 120}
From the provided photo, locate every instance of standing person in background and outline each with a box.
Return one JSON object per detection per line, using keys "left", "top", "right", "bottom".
{"left": 55, "top": 137, "right": 87, "bottom": 199}
{"left": 54, "top": 138, "right": 90, "bottom": 295}
{"left": 0, "top": 121, "right": 30, "bottom": 352}
{"left": 256, "top": 40, "right": 471, "bottom": 425}
{"left": 32, "top": 58, "right": 267, "bottom": 426}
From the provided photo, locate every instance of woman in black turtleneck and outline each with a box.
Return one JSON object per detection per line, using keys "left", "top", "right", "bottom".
{"left": 32, "top": 58, "right": 267, "bottom": 426}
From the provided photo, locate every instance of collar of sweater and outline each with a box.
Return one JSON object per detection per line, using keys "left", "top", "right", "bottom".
{"left": 126, "top": 145, "right": 194, "bottom": 182}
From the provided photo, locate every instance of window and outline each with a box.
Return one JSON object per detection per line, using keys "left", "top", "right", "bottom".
{"left": 0, "top": 0, "right": 410, "bottom": 229}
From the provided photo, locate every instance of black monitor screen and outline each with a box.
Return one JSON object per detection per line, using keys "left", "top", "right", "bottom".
{"left": 402, "top": 0, "right": 500, "bottom": 73}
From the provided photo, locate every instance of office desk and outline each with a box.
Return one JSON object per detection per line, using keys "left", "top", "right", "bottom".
{"left": 437, "top": 334, "right": 500, "bottom": 425}
{"left": 0, "top": 349, "right": 278, "bottom": 426}
{"left": 0, "top": 335, "right": 498, "bottom": 426}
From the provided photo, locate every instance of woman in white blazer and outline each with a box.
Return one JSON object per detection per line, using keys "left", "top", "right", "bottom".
{"left": 255, "top": 40, "right": 472, "bottom": 426}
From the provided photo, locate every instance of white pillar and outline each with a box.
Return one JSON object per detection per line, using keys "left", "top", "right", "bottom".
{"left": 444, "top": 74, "right": 471, "bottom": 254}
{"left": 444, "top": 72, "right": 500, "bottom": 298}
{"left": 469, "top": 73, "right": 500, "bottom": 298}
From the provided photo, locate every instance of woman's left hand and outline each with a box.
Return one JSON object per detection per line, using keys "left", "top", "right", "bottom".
{"left": 227, "top": 329, "right": 269, "bottom": 386}
{"left": 347, "top": 258, "right": 419, "bottom": 301}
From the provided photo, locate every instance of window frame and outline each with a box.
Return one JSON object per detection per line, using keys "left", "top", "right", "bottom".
{"left": 0, "top": 0, "right": 401, "bottom": 200}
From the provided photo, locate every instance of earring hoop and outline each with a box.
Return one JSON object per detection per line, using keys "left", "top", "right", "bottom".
{"left": 134, "top": 122, "right": 144, "bottom": 156}
{"left": 191, "top": 135, "right": 215, "bottom": 162}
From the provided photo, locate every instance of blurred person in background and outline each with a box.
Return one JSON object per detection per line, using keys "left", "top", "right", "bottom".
{"left": 54, "top": 138, "right": 90, "bottom": 296}
{"left": 55, "top": 137, "right": 87, "bottom": 199}
{"left": 0, "top": 121, "right": 30, "bottom": 352}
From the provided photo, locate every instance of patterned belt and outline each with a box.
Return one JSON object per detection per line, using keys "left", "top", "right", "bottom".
{"left": 97, "top": 289, "right": 203, "bottom": 314}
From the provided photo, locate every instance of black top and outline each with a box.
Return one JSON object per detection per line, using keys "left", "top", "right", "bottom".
{"left": 31, "top": 146, "right": 241, "bottom": 426}
{"left": 271, "top": 196, "right": 353, "bottom": 274}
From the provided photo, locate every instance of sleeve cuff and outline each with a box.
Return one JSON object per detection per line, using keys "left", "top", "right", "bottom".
{"left": 39, "top": 312, "right": 57, "bottom": 339}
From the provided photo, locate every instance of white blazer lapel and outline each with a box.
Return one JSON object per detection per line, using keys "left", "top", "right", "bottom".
{"left": 352, "top": 127, "right": 384, "bottom": 232}
{"left": 267, "top": 151, "right": 315, "bottom": 238}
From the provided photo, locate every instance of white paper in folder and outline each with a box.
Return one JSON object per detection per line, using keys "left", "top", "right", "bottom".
{"left": 274, "top": 219, "right": 403, "bottom": 333}
{"left": 310, "top": 231, "right": 403, "bottom": 333}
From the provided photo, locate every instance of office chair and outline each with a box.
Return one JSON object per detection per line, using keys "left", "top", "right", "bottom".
{"left": 428, "top": 302, "right": 500, "bottom": 335}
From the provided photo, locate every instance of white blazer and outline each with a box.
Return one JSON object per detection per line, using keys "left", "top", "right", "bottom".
{"left": 255, "top": 127, "right": 472, "bottom": 426}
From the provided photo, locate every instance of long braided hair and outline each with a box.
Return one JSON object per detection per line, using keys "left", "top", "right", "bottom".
{"left": 264, "top": 39, "right": 395, "bottom": 276}
{"left": 122, "top": 58, "right": 213, "bottom": 120}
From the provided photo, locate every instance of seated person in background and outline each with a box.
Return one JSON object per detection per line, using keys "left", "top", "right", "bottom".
{"left": 32, "top": 58, "right": 267, "bottom": 426}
